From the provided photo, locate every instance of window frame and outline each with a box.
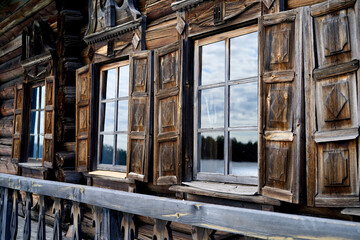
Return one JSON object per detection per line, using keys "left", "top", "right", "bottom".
{"left": 97, "top": 60, "right": 130, "bottom": 172}
{"left": 27, "top": 81, "right": 45, "bottom": 163}
{"left": 193, "top": 25, "right": 259, "bottom": 185}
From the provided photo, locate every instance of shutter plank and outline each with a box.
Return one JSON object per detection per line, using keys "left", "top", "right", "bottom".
{"left": 259, "top": 9, "right": 304, "bottom": 203}
{"left": 11, "top": 85, "right": 24, "bottom": 164}
{"left": 306, "top": 0, "right": 360, "bottom": 207}
{"left": 76, "top": 65, "right": 93, "bottom": 172}
{"left": 154, "top": 41, "right": 183, "bottom": 185}
{"left": 127, "top": 51, "right": 153, "bottom": 182}
{"left": 42, "top": 76, "right": 55, "bottom": 168}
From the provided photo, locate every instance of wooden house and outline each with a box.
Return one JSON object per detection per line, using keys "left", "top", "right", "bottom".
{"left": 0, "top": 0, "right": 360, "bottom": 238}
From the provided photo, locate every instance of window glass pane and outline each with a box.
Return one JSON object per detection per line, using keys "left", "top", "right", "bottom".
{"left": 201, "top": 41, "right": 225, "bottom": 85}
{"left": 200, "top": 132, "right": 224, "bottom": 174}
{"left": 230, "top": 32, "right": 258, "bottom": 80}
{"left": 229, "top": 131, "right": 258, "bottom": 176}
{"left": 117, "top": 100, "right": 128, "bottom": 131}
{"left": 103, "top": 68, "right": 117, "bottom": 99}
{"left": 118, "top": 65, "right": 129, "bottom": 97}
{"left": 101, "top": 102, "right": 115, "bottom": 132}
{"left": 40, "top": 85, "right": 45, "bottom": 109}
{"left": 31, "top": 87, "right": 40, "bottom": 109}
{"left": 28, "top": 135, "right": 37, "bottom": 158}
{"left": 38, "top": 136, "right": 43, "bottom": 159}
{"left": 100, "top": 135, "right": 114, "bottom": 164}
{"left": 200, "top": 87, "right": 224, "bottom": 129}
{"left": 39, "top": 111, "right": 44, "bottom": 134}
{"left": 116, "top": 134, "right": 127, "bottom": 166}
{"left": 30, "top": 111, "right": 38, "bottom": 134}
{"left": 229, "top": 82, "right": 258, "bottom": 127}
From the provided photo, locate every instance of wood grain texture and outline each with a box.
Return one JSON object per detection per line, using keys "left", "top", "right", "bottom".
{"left": 0, "top": 173, "right": 360, "bottom": 239}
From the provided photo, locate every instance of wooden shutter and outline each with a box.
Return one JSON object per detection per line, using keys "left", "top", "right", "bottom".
{"left": 76, "top": 65, "right": 93, "bottom": 172}
{"left": 154, "top": 41, "right": 183, "bottom": 185}
{"left": 11, "top": 85, "right": 24, "bottom": 163}
{"left": 305, "top": 0, "right": 360, "bottom": 207}
{"left": 127, "top": 51, "right": 153, "bottom": 182}
{"left": 42, "top": 76, "right": 56, "bottom": 168}
{"left": 259, "top": 9, "right": 304, "bottom": 203}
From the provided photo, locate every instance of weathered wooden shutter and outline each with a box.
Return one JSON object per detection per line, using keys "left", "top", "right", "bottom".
{"left": 305, "top": 0, "right": 360, "bottom": 207}
{"left": 154, "top": 41, "right": 183, "bottom": 185}
{"left": 11, "top": 85, "right": 24, "bottom": 163}
{"left": 127, "top": 51, "right": 153, "bottom": 182}
{"left": 42, "top": 76, "right": 55, "bottom": 168}
{"left": 259, "top": 9, "right": 304, "bottom": 203}
{"left": 76, "top": 65, "right": 93, "bottom": 172}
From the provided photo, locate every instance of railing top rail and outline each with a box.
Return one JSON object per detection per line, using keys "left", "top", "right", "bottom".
{"left": 0, "top": 173, "right": 359, "bottom": 239}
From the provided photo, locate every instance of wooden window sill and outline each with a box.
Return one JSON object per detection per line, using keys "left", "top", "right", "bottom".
{"left": 18, "top": 162, "right": 45, "bottom": 172}
{"left": 88, "top": 170, "right": 134, "bottom": 184}
{"left": 169, "top": 181, "right": 281, "bottom": 206}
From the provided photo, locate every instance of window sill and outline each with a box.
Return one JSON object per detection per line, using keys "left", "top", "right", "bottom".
{"left": 169, "top": 181, "right": 281, "bottom": 206}
{"left": 88, "top": 170, "right": 134, "bottom": 184}
{"left": 18, "top": 162, "right": 46, "bottom": 172}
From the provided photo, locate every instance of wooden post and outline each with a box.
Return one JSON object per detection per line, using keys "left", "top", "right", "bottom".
{"left": 52, "top": 198, "right": 62, "bottom": 240}
{"left": 36, "top": 195, "right": 46, "bottom": 240}
{"left": 93, "top": 206, "right": 102, "bottom": 240}
{"left": 121, "top": 213, "right": 137, "bottom": 240}
{"left": 23, "top": 192, "right": 32, "bottom": 240}
{"left": 1, "top": 188, "right": 12, "bottom": 240}
{"left": 10, "top": 190, "right": 18, "bottom": 239}
{"left": 153, "top": 219, "right": 172, "bottom": 240}
{"left": 191, "top": 227, "right": 215, "bottom": 240}
{"left": 71, "top": 202, "right": 82, "bottom": 240}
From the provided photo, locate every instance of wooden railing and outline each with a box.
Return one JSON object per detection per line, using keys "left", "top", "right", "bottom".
{"left": 0, "top": 173, "right": 359, "bottom": 239}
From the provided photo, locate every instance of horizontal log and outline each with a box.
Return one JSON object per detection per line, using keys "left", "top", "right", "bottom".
{"left": 0, "top": 144, "right": 11, "bottom": 156}
{"left": 55, "top": 151, "right": 75, "bottom": 168}
{"left": 63, "top": 142, "right": 75, "bottom": 152}
{"left": 56, "top": 170, "right": 83, "bottom": 183}
{"left": 0, "top": 87, "right": 15, "bottom": 100}
{"left": 0, "top": 162, "right": 17, "bottom": 174}
{"left": 1, "top": 173, "right": 360, "bottom": 240}
{"left": 0, "top": 115, "right": 13, "bottom": 137}
{"left": 0, "top": 138, "right": 12, "bottom": 146}
{"left": 0, "top": 99, "right": 14, "bottom": 117}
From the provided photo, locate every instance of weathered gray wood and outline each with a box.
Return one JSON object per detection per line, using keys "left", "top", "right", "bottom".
{"left": 153, "top": 219, "right": 172, "bottom": 240}
{"left": 310, "top": 0, "right": 355, "bottom": 17}
{"left": 313, "top": 60, "right": 359, "bottom": 80}
{"left": 191, "top": 227, "right": 215, "bottom": 240}
{"left": 1, "top": 188, "right": 12, "bottom": 240}
{"left": 10, "top": 190, "right": 19, "bottom": 240}
{"left": 71, "top": 202, "right": 81, "bottom": 240}
{"left": 1, "top": 174, "right": 360, "bottom": 239}
{"left": 93, "top": 206, "right": 101, "bottom": 240}
{"left": 52, "top": 198, "right": 62, "bottom": 240}
{"left": 23, "top": 192, "right": 32, "bottom": 240}
{"left": 121, "top": 213, "right": 137, "bottom": 240}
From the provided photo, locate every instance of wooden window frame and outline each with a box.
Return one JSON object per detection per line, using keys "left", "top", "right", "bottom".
{"left": 97, "top": 60, "right": 130, "bottom": 172}
{"left": 27, "top": 81, "right": 45, "bottom": 163}
{"left": 193, "top": 25, "right": 259, "bottom": 185}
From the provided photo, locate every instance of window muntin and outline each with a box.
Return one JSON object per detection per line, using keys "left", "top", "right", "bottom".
{"left": 194, "top": 26, "right": 258, "bottom": 183}
{"left": 28, "top": 85, "right": 45, "bottom": 161}
{"left": 98, "top": 61, "right": 129, "bottom": 171}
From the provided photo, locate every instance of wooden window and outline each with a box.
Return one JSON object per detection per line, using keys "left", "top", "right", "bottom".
{"left": 28, "top": 83, "right": 45, "bottom": 162}
{"left": 194, "top": 26, "right": 258, "bottom": 184}
{"left": 97, "top": 61, "right": 130, "bottom": 172}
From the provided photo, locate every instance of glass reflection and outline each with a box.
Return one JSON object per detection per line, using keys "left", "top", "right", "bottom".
{"left": 28, "top": 135, "right": 37, "bottom": 158}
{"left": 119, "top": 65, "right": 129, "bottom": 97}
{"left": 39, "top": 136, "right": 43, "bottom": 159}
{"left": 229, "top": 82, "right": 258, "bottom": 127}
{"left": 200, "top": 87, "right": 224, "bottom": 129}
{"left": 103, "top": 68, "right": 117, "bottom": 99}
{"left": 30, "top": 112, "right": 38, "bottom": 134}
{"left": 39, "top": 111, "right": 44, "bottom": 134}
{"left": 201, "top": 41, "right": 225, "bottom": 85}
{"left": 102, "top": 102, "right": 115, "bottom": 132}
{"left": 31, "top": 87, "right": 40, "bottom": 109}
{"left": 229, "top": 131, "right": 258, "bottom": 176}
{"left": 40, "top": 85, "right": 45, "bottom": 109}
{"left": 100, "top": 135, "right": 114, "bottom": 164}
{"left": 117, "top": 100, "right": 128, "bottom": 131}
{"left": 116, "top": 134, "right": 127, "bottom": 165}
{"left": 200, "top": 132, "right": 224, "bottom": 174}
{"left": 230, "top": 32, "right": 258, "bottom": 80}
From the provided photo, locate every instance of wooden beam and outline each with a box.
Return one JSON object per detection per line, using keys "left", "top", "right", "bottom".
{"left": 0, "top": 36, "right": 21, "bottom": 59}
{"left": 0, "top": 174, "right": 359, "bottom": 239}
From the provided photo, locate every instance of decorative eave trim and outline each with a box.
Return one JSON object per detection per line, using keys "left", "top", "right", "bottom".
{"left": 20, "top": 51, "right": 52, "bottom": 68}
{"left": 171, "top": 0, "right": 208, "bottom": 11}
{"left": 84, "top": 18, "right": 143, "bottom": 45}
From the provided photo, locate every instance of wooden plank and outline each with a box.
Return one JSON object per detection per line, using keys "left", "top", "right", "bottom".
{"left": 0, "top": 173, "right": 360, "bottom": 239}
{"left": 314, "top": 128, "right": 359, "bottom": 143}
{"left": 182, "top": 181, "right": 257, "bottom": 196}
{"left": 341, "top": 208, "right": 360, "bottom": 217}
{"left": 313, "top": 60, "right": 359, "bottom": 80}
{"left": 310, "top": 0, "right": 356, "bottom": 17}
{"left": 0, "top": 36, "right": 21, "bottom": 59}
{"left": 287, "top": 0, "right": 326, "bottom": 9}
